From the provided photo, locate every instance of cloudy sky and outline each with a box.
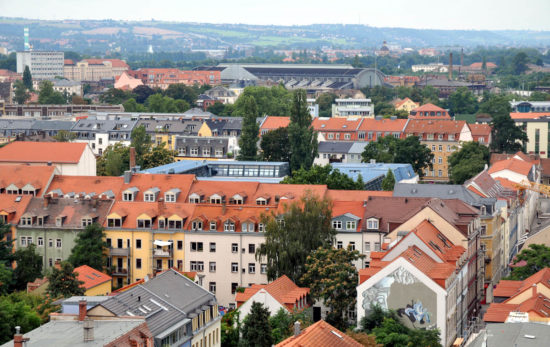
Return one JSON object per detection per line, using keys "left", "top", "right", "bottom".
{"left": 2, "top": 0, "right": 550, "bottom": 31}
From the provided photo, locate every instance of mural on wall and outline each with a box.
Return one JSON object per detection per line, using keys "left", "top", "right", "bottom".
{"left": 361, "top": 266, "right": 437, "bottom": 329}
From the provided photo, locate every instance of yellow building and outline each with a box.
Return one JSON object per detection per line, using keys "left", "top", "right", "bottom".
{"left": 74, "top": 265, "right": 112, "bottom": 296}
{"left": 393, "top": 97, "right": 420, "bottom": 112}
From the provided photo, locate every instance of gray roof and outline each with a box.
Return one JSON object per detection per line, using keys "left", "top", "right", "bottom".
{"left": 348, "top": 142, "right": 368, "bottom": 154}
{"left": 182, "top": 108, "right": 216, "bottom": 117}
{"left": 136, "top": 119, "right": 202, "bottom": 135}
{"left": 97, "top": 269, "right": 216, "bottom": 336}
{"left": 468, "top": 323, "right": 550, "bottom": 347}
{"left": 175, "top": 136, "right": 229, "bottom": 147}
{"left": 0, "top": 119, "right": 35, "bottom": 130}
{"left": 318, "top": 141, "right": 354, "bottom": 154}
{"left": 0, "top": 318, "right": 145, "bottom": 347}
{"left": 31, "top": 120, "right": 75, "bottom": 131}
{"left": 72, "top": 118, "right": 137, "bottom": 139}
{"left": 393, "top": 183, "right": 495, "bottom": 207}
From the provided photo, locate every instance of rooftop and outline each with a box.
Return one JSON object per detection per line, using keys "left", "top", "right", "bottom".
{"left": 74, "top": 265, "right": 112, "bottom": 290}
{"left": 236, "top": 275, "right": 310, "bottom": 310}
{"left": 276, "top": 320, "right": 362, "bottom": 347}
{"left": 0, "top": 142, "right": 88, "bottom": 164}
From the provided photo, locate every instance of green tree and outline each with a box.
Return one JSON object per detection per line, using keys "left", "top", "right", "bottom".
{"left": 132, "top": 85, "right": 155, "bottom": 104}
{"left": 164, "top": 83, "right": 198, "bottom": 105}
{"left": 221, "top": 309, "right": 240, "bottom": 347}
{"left": 207, "top": 101, "right": 228, "bottom": 116}
{"left": 256, "top": 191, "right": 334, "bottom": 284}
{"left": 68, "top": 223, "right": 107, "bottom": 271}
{"left": 301, "top": 247, "right": 363, "bottom": 329}
{"left": 0, "top": 263, "right": 13, "bottom": 294}
{"left": 22, "top": 65, "right": 32, "bottom": 90}
{"left": 38, "top": 80, "right": 66, "bottom": 104}
{"left": 479, "top": 95, "right": 527, "bottom": 153}
{"left": 0, "top": 296, "right": 41, "bottom": 344}
{"left": 269, "top": 308, "right": 313, "bottom": 344}
{"left": 13, "top": 80, "right": 30, "bottom": 105}
{"left": 448, "top": 142, "right": 489, "bottom": 184}
{"left": 512, "top": 52, "right": 529, "bottom": 74}
{"left": 316, "top": 93, "right": 337, "bottom": 118}
{"left": 237, "top": 95, "right": 260, "bottom": 161}
{"left": 141, "top": 145, "right": 177, "bottom": 169}
{"left": 508, "top": 244, "right": 550, "bottom": 280}
{"left": 281, "top": 165, "right": 363, "bottom": 190}
{"left": 260, "top": 127, "right": 290, "bottom": 162}
{"left": 381, "top": 169, "right": 395, "bottom": 191}
{"left": 46, "top": 261, "right": 85, "bottom": 298}
{"left": 96, "top": 143, "right": 130, "bottom": 176}
{"left": 240, "top": 302, "right": 273, "bottom": 347}
{"left": 53, "top": 130, "right": 77, "bottom": 142}
{"left": 288, "top": 90, "right": 318, "bottom": 172}
{"left": 123, "top": 98, "right": 146, "bottom": 112}
{"left": 12, "top": 244, "right": 42, "bottom": 291}
{"left": 446, "top": 87, "right": 478, "bottom": 115}
{"left": 99, "top": 88, "right": 134, "bottom": 104}
{"left": 0, "top": 220, "right": 13, "bottom": 265}
{"left": 130, "top": 125, "right": 152, "bottom": 167}
{"left": 232, "top": 85, "right": 292, "bottom": 117}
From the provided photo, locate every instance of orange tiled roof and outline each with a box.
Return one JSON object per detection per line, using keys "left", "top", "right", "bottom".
{"left": 107, "top": 201, "right": 196, "bottom": 229}
{"left": 260, "top": 116, "right": 290, "bottom": 130}
{"left": 393, "top": 97, "right": 419, "bottom": 109}
{"left": 357, "top": 118, "right": 408, "bottom": 132}
{"left": 0, "top": 142, "right": 88, "bottom": 164}
{"left": 404, "top": 119, "right": 466, "bottom": 135}
{"left": 510, "top": 112, "right": 550, "bottom": 120}
{"left": 0, "top": 194, "right": 33, "bottom": 224}
{"left": 332, "top": 201, "right": 366, "bottom": 231}
{"left": 489, "top": 158, "right": 533, "bottom": 177}
{"left": 236, "top": 275, "right": 309, "bottom": 310}
{"left": 0, "top": 164, "right": 56, "bottom": 196}
{"left": 325, "top": 190, "right": 392, "bottom": 202}
{"left": 46, "top": 175, "right": 124, "bottom": 198}
{"left": 469, "top": 62, "right": 497, "bottom": 69}
{"left": 484, "top": 294, "right": 550, "bottom": 322}
{"left": 118, "top": 173, "right": 195, "bottom": 202}
{"left": 64, "top": 59, "right": 74, "bottom": 65}
{"left": 83, "top": 58, "right": 129, "bottom": 68}
{"left": 276, "top": 320, "right": 362, "bottom": 347}
{"left": 493, "top": 177, "right": 519, "bottom": 191}
{"left": 74, "top": 265, "right": 112, "bottom": 290}
{"left": 468, "top": 123, "right": 491, "bottom": 136}
{"left": 312, "top": 117, "right": 362, "bottom": 132}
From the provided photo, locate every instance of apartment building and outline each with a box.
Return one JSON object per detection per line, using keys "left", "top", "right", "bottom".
{"left": 16, "top": 51, "right": 64, "bottom": 79}
{"left": 129, "top": 68, "right": 221, "bottom": 88}
{"left": 64, "top": 58, "right": 129, "bottom": 81}
{"left": 331, "top": 98, "right": 374, "bottom": 118}
{"left": 511, "top": 112, "right": 550, "bottom": 158}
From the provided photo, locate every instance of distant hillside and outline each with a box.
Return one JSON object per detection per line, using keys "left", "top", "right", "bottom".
{"left": 1, "top": 17, "right": 549, "bottom": 54}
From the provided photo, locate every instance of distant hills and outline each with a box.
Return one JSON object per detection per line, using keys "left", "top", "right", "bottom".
{"left": 1, "top": 17, "right": 550, "bottom": 54}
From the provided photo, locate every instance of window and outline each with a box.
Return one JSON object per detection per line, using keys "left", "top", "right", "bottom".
{"left": 349, "top": 242, "right": 356, "bottom": 250}
{"left": 108, "top": 218, "right": 122, "bottom": 227}
{"left": 256, "top": 198, "right": 267, "bottom": 205}
{"left": 231, "top": 263, "right": 238, "bottom": 273}
{"left": 438, "top": 145, "right": 443, "bottom": 151}
{"left": 337, "top": 241, "right": 343, "bottom": 249}
{"left": 438, "top": 170, "right": 443, "bottom": 177}
{"left": 192, "top": 220, "right": 203, "bottom": 230}
{"left": 123, "top": 192, "right": 135, "bottom": 201}
{"left": 438, "top": 157, "right": 443, "bottom": 164}
{"left": 438, "top": 134, "right": 444, "bottom": 140}
{"left": 136, "top": 258, "right": 142, "bottom": 269}
{"left": 137, "top": 219, "right": 151, "bottom": 228}
{"left": 48, "top": 258, "right": 53, "bottom": 267}
{"left": 168, "top": 220, "right": 182, "bottom": 229}
{"left": 480, "top": 225, "right": 487, "bottom": 236}
{"left": 248, "top": 244, "right": 255, "bottom": 254}
{"left": 344, "top": 134, "right": 351, "bottom": 140}
{"left": 210, "top": 242, "right": 216, "bottom": 252}
{"left": 190, "top": 147, "right": 199, "bottom": 156}
{"left": 56, "top": 239, "right": 62, "bottom": 248}
{"left": 20, "top": 217, "right": 33, "bottom": 226}
{"left": 165, "top": 193, "right": 176, "bottom": 203}
{"left": 224, "top": 222, "right": 235, "bottom": 232}
{"left": 136, "top": 239, "right": 142, "bottom": 249}
{"left": 447, "top": 145, "right": 451, "bottom": 152}
{"left": 210, "top": 221, "right": 217, "bottom": 231}
{"left": 346, "top": 221, "right": 357, "bottom": 230}
{"left": 177, "top": 240, "right": 183, "bottom": 250}
{"left": 158, "top": 219, "right": 166, "bottom": 229}
{"left": 231, "top": 283, "right": 238, "bottom": 294}
{"left": 332, "top": 220, "right": 342, "bottom": 230}
{"left": 209, "top": 282, "right": 216, "bottom": 293}
{"left": 203, "top": 148, "right": 211, "bottom": 156}
{"left": 144, "top": 193, "right": 155, "bottom": 202}
{"left": 431, "top": 145, "right": 436, "bottom": 151}
{"left": 367, "top": 219, "right": 379, "bottom": 230}
{"left": 261, "top": 263, "right": 267, "bottom": 274}
{"left": 365, "top": 242, "right": 371, "bottom": 252}
{"left": 375, "top": 242, "right": 381, "bottom": 251}
{"left": 191, "top": 261, "right": 204, "bottom": 272}
{"left": 191, "top": 242, "right": 203, "bottom": 252}
{"left": 248, "top": 263, "right": 256, "bottom": 274}
{"left": 209, "top": 262, "right": 216, "bottom": 272}
{"left": 215, "top": 148, "right": 223, "bottom": 157}
{"left": 231, "top": 243, "right": 238, "bottom": 253}
{"left": 448, "top": 134, "right": 455, "bottom": 141}
{"left": 328, "top": 133, "right": 334, "bottom": 139}
{"left": 48, "top": 239, "right": 53, "bottom": 247}
{"left": 258, "top": 223, "right": 264, "bottom": 232}
{"left": 365, "top": 261, "right": 371, "bottom": 268}
{"left": 37, "top": 237, "right": 44, "bottom": 246}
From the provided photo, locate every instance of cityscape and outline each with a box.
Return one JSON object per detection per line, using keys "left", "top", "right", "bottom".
{"left": 1, "top": 0, "right": 550, "bottom": 346}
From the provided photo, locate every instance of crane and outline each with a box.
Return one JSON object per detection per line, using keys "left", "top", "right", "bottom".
{"left": 514, "top": 180, "right": 550, "bottom": 204}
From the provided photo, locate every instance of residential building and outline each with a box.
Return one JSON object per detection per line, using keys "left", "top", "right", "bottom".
{"left": 204, "top": 86, "right": 238, "bottom": 104}
{"left": 356, "top": 117, "right": 407, "bottom": 142}
{"left": 64, "top": 58, "right": 130, "bottom": 81}
{"left": 333, "top": 162, "right": 419, "bottom": 189}
{"left": 1, "top": 304, "right": 153, "bottom": 347}
{"left": 331, "top": 98, "right": 374, "bottom": 118}
{"left": 409, "top": 103, "right": 451, "bottom": 120}
{"left": 236, "top": 275, "right": 310, "bottom": 317}
{"left": 72, "top": 118, "right": 138, "bottom": 155}
{"left": 88, "top": 269, "right": 221, "bottom": 347}
{"left": 392, "top": 97, "right": 420, "bottom": 112}
{"left": 33, "top": 79, "right": 82, "bottom": 96}
{"left": 411, "top": 63, "right": 448, "bottom": 73}
{"left": 15, "top": 197, "right": 114, "bottom": 270}
{"left": 314, "top": 141, "right": 367, "bottom": 165}
{"left": 510, "top": 100, "right": 550, "bottom": 113}
{"left": 114, "top": 71, "right": 144, "bottom": 90}
{"left": 174, "top": 136, "right": 234, "bottom": 160}
{"left": 467, "top": 322, "right": 550, "bottom": 347}
{"left": 0, "top": 69, "right": 22, "bottom": 83}
{"left": 74, "top": 265, "right": 112, "bottom": 296}
{"left": 276, "top": 320, "right": 362, "bottom": 347}
{"left": 1, "top": 104, "right": 123, "bottom": 118}
{"left": 129, "top": 68, "right": 221, "bottom": 88}
{"left": 196, "top": 94, "right": 217, "bottom": 110}
{"left": 0, "top": 194, "right": 33, "bottom": 249}
{"left": 202, "top": 117, "right": 242, "bottom": 137}
{"left": 404, "top": 119, "right": 472, "bottom": 181}
{"left": 312, "top": 117, "right": 363, "bottom": 141}
{"left": 259, "top": 116, "right": 290, "bottom": 135}
{"left": 16, "top": 51, "right": 64, "bottom": 79}
{"left": 0, "top": 118, "right": 36, "bottom": 143}
{"left": 510, "top": 112, "right": 550, "bottom": 158}
{"left": 0, "top": 164, "right": 57, "bottom": 197}
{"left": 468, "top": 124, "right": 492, "bottom": 145}
{"left": 0, "top": 141, "right": 96, "bottom": 176}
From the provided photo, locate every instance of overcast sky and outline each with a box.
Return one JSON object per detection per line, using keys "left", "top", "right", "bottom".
{"left": 2, "top": 0, "right": 550, "bottom": 31}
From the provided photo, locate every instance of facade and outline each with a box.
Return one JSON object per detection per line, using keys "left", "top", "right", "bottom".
{"left": 331, "top": 98, "right": 374, "bottom": 118}
{"left": 1, "top": 104, "right": 123, "bottom": 118}
{"left": 404, "top": 120, "right": 472, "bottom": 181}
{"left": 0, "top": 141, "right": 96, "bottom": 176}
{"left": 510, "top": 112, "right": 550, "bottom": 158}
{"left": 129, "top": 68, "right": 221, "bottom": 88}
{"left": 174, "top": 136, "right": 233, "bottom": 160}
{"left": 64, "top": 58, "right": 129, "bottom": 81}
{"left": 74, "top": 265, "right": 112, "bottom": 296}
{"left": 72, "top": 118, "right": 138, "bottom": 155}
{"left": 510, "top": 100, "right": 550, "bottom": 113}
{"left": 88, "top": 269, "right": 221, "bottom": 347}
{"left": 409, "top": 103, "right": 451, "bottom": 120}
{"left": 33, "top": 79, "right": 82, "bottom": 96}
{"left": 204, "top": 86, "right": 238, "bottom": 104}
{"left": 16, "top": 51, "right": 64, "bottom": 79}
{"left": 392, "top": 97, "right": 420, "bottom": 112}
{"left": 314, "top": 141, "right": 366, "bottom": 165}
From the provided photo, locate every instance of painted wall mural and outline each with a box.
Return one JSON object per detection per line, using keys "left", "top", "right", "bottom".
{"left": 361, "top": 266, "right": 437, "bottom": 330}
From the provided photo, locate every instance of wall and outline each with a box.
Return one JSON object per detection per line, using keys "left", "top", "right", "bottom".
{"left": 238, "top": 290, "right": 285, "bottom": 318}
{"left": 85, "top": 281, "right": 112, "bottom": 296}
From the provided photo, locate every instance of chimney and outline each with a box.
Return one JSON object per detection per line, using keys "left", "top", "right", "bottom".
{"left": 532, "top": 284, "right": 537, "bottom": 297}
{"left": 78, "top": 299, "right": 87, "bottom": 321}
{"left": 13, "top": 326, "right": 29, "bottom": 347}
{"left": 129, "top": 147, "right": 136, "bottom": 170}
{"left": 43, "top": 195, "right": 51, "bottom": 209}
{"left": 123, "top": 170, "right": 132, "bottom": 184}
{"left": 448, "top": 52, "right": 453, "bottom": 80}
{"left": 83, "top": 317, "right": 94, "bottom": 342}
{"left": 294, "top": 321, "right": 301, "bottom": 337}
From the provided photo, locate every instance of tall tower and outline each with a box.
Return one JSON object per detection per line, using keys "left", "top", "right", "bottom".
{"left": 24, "top": 27, "right": 30, "bottom": 51}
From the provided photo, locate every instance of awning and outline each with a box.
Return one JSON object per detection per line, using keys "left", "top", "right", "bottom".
{"left": 154, "top": 240, "right": 173, "bottom": 246}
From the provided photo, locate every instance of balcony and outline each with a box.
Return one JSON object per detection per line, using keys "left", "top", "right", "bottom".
{"left": 111, "top": 267, "right": 129, "bottom": 276}
{"left": 153, "top": 248, "right": 173, "bottom": 258}
{"left": 109, "top": 247, "right": 130, "bottom": 257}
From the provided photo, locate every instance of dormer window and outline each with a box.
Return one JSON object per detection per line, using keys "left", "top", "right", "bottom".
{"left": 165, "top": 188, "right": 180, "bottom": 203}
{"left": 449, "top": 134, "right": 455, "bottom": 141}
{"left": 438, "top": 134, "right": 444, "bottom": 140}
{"left": 56, "top": 216, "right": 66, "bottom": 227}
{"left": 210, "top": 194, "right": 223, "bottom": 204}
{"left": 189, "top": 193, "right": 201, "bottom": 204}
{"left": 192, "top": 220, "right": 203, "bottom": 231}
{"left": 122, "top": 187, "right": 139, "bottom": 201}
{"left": 332, "top": 220, "right": 342, "bottom": 230}
{"left": 224, "top": 221, "right": 235, "bottom": 232}
{"left": 137, "top": 218, "right": 151, "bottom": 228}
{"left": 367, "top": 218, "right": 379, "bottom": 230}
{"left": 37, "top": 216, "right": 48, "bottom": 226}
{"left": 20, "top": 216, "right": 33, "bottom": 226}
{"left": 168, "top": 219, "right": 182, "bottom": 229}
{"left": 144, "top": 193, "right": 155, "bottom": 202}
{"left": 210, "top": 221, "right": 217, "bottom": 231}
{"left": 158, "top": 218, "right": 166, "bottom": 229}
{"left": 426, "top": 134, "right": 434, "bottom": 140}
{"left": 81, "top": 218, "right": 93, "bottom": 227}
{"left": 256, "top": 197, "right": 267, "bottom": 205}
{"left": 231, "top": 194, "right": 244, "bottom": 205}
{"left": 346, "top": 221, "right": 357, "bottom": 230}
{"left": 6, "top": 184, "right": 19, "bottom": 195}
{"left": 107, "top": 218, "right": 122, "bottom": 227}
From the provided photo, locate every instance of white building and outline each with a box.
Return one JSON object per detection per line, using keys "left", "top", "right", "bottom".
{"left": 332, "top": 98, "right": 374, "bottom": 118}
{"left": 411, "top": 63, "right": 448, "bottom": 73}
{"left": 16, "top": 51, "right": 64, "bottom": 79}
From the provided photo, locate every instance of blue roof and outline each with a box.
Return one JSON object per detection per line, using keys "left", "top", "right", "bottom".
{"left": 140, "top": 160, "right": 209, "bottom": 174}
{"left": 331, "top": 162, "right": 417, "bottom": 183}
{"left": 197, "top": 176, "right": 284, "bottom": 183}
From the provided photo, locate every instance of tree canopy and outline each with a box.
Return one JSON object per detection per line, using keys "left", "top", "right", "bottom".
{"left": 281, "top": 165, "right": 364, "bottom": 190}
{"left": 53, "top": 130, "right": 77, "bottom": 142}
{"left": 256, "top": 191, "right": 334, "bottom": 284}
{"left": 22, "top": 66, "right": 32, "bottom": 90}
{"left": 445, "top": 87, "right": 478, "bottom": 115}
{"left": 232, "top": 85, "right": 292, "bottom": 117}
{"left": 479, "top": 95, "right": 527, "bottom": 153}
{"left": 288, "top": 90, "right": 318, "bottom": 172}
{"left": 38, "top": 80, "right": 66, "bottom": 104}
{"left": 381, "top": 169, "right": 396, "bottom": 191}
{"left": 260, "top": 127, "right": 290, "bottom": 162}
{"left": 13, "top": 80, "right": 30, "bottom": 105}
{"left": 316, "top": 92, "right": 337, "bottom": 117}
{"left": 47, "top": 261, "right": 85, "bottom": 298}
{"left": 68, "top": 223, "right": 107, "bottom": 271}
{"left": 508, "top": 244, "right": 550, "bottom": 280}
{"left": 237, "top": 95, "right": 260, "bottom": 160}
{"left": 12, "top": 244, "right": 43, "bottom": 291}
{"left": 240, "top": 302, "right": 273, "bottom": 347}
{"left": 448, "top": 141, "right": 489, "bottom": 184}
{"left": 0, "top": 294, "right": 41, "bottom": 344}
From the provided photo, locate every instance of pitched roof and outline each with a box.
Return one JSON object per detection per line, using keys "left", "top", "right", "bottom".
{"left": 276, "top": 320, "right": 362, "bottom": 347}
{"left": 46, "top": 175, "right": 124, "bottom": 199}
{"left": 404, "top": 119, "right": 466, "bottom": 135}
{"left": 0, "top": 142, "right": 87, "bottom": 164}
{"left": 312, "top": 117, "right": 362, "bottom": 132}
{"left": 393, "top": 97, "right": 419, "bottom": 108}
{"left": 82, "top": 58, "right": 129, "bottom": 68}
{"left": 483, "top": 294, "right": 550, "bottom": 322}
{"left": 235, "top": 275, "right": 309, "bottom": 309}
{"left": 469, "top": 62, "right": 497, "bottom": 69}
{"left": 489, "top": 158, "right": 533, "bottom": 177}
{"left": 260, "top": 116, "right": 290, "bottom": 130}
{"left": 0, "top": 164, "right": 56, "bottom": 196}
{"left": 317, "top": 141, "right": 354, "bottom": 153}
{"left": 357, "top": 118, "right": 408, "bottom": 132}
{"left": 469, "top": 123, "right": 491, "bottom": 136}
{"left": 325, "top": 189, "right": 392, "bottom": 202}
{"left": 74, "top": 265, "right": 112, "bottom": 290}
{"left": 493, "top": 268, "right": 550, "bottom": 298}
{"left": 106, "top": 201, "right": 196, "bottom": 229}
{"left": 510, "top": 112, "right": 550, "bottom": 120}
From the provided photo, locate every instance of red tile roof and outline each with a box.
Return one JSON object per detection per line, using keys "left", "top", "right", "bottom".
{"left": 46, "top": 175, "right": 124, "bottom": 198}
{"left": 357, "top": 118, "right": 408, "bottom": 133}
{"left": 312, "top": 117, "right": 362, "bottom": 132}
{"left": 409, "top": 103, "right": 451, "bottom": 119}
{"left": 404, "top": 119, "right": 466, "bottom": 136}
{"left": 468, "top": 123, "right": 491, "bottom": 136}
{"left": 0, "top": 164, "right": 56, "bottom": 196}
{"left": 74, "top": 265, "right": 112, "bottom": 290}
{"left": 260, "top": 116, "right": 290, "bottom": 131}
{"left": 0, "top": 142, "right": 88, "bottom": 164}
{"left": 510, "top": 112, "right": 550, "bottom": 120}
{"left": 484, "top": 294, "right": 550, "bottom": 322}
{"left": 236, "top": 275, "right": 310, "bottom": 311}
{"left": 106, "top": 201, "right": 196, "bottom": 230}
{"left": 393, "top": 97, "right": 419, "bottom": 109}
{"left": 469, "top": 62, "right": 497, "bottom": 69}
{"left": 83, "top": 58, "right": 129, "bottom": 68}
{"left": 0, "top": 194, "right": 33, "bottom": 225}
{"left": 489, "top": 158, "right": 533, "bottom": 177}
{"left": 64, "top": 59, "right": 74, "bottom": 65}
{"left": 276, "top": 320, "right": 362, "bottom": 347}
{"left": 325, "top": 190, "right": 392, "bottom": 202}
